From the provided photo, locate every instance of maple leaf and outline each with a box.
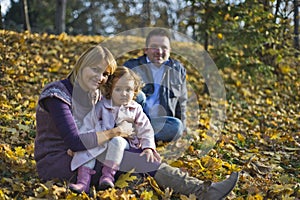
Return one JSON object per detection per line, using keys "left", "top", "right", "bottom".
{"left": 114, "top": 169, "right": 137, "bottom": 189}
{"left": 146, "top": 176, "right": 165, "bottom": 196}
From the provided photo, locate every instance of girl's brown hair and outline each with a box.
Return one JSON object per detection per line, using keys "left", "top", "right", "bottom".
{"left": 102, "top": 66, "right": 144, "bottom": 100}
{"left": 68, "top": 45, "right": 117, "bottom": 85}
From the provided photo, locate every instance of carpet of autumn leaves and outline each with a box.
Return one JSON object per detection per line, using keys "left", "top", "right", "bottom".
{"left": 0, "top": 30, "right": 299, "bottom": 200}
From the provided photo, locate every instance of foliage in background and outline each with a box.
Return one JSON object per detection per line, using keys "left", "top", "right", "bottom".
{"left": 0, "top": 30, "right": 299, "bottom": 199}
{"left": 3, "top": 0, "right": 299, "bottom": 83}
{"left": 2, "top": 0, "right": 187, "bottom": 35}
{"left": 184, "top": 0, "right": 299, "bottom": 75}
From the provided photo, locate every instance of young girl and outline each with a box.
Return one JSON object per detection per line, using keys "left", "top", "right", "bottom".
{"left": 69, "top": 66, "right": 161, "bottom": 193}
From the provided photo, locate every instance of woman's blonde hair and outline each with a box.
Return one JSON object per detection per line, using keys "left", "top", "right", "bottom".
{"left": 68, "top": 45, "right": 117, "bottom": 85}
{"left": 102, "top": 66, "right": 144, "bottom": 100}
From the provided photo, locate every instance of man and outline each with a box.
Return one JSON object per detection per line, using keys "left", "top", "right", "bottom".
{"left": 123, "top": 28, "right": 187, "bottom": 143}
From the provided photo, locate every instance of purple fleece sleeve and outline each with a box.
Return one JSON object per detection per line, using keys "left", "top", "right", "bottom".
{"left": 43, "top": 97, "right": 99, "bottom": 151}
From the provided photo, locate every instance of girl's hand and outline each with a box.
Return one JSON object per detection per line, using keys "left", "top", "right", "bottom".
{"left": 140, "top": 148, "right": 161, "bottom": 163}
{"left": 117, "top": 120, "right": 134, "bottom": 137}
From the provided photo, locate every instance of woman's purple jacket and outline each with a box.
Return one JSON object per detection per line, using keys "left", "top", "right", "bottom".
{"left": 34, "top": 79, "right": 99, "bottom": 181}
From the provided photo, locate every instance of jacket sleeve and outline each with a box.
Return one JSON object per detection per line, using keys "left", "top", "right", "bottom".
{"left": 177, "top": 64, "right": 187, "bottom": 129}
{"left": 123, "top": 55, "right": 147, "bottom": 69}
{"left": 123, "top": 59, "right": 138, "bottom": 69}
{"left": 42, "top": 97, "right": 98, "bottom": 151}
{"left": 134, "top": 105, "right": 156, "bottom": 150}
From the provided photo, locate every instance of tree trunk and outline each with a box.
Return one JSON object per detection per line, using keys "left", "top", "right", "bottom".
{"left": 0, "top": 4, "right": 3, "bottom": 29}
{"left": 143, "top": 0, "right": 151, "bottom": 26}
{"left": 294, "top": 0, "right": 299, "bottom": 56}
{"left": 55, "top": 0, "right": 67, "bottom": 34}
{"left": 191, "top": 2, "right": 196, "bottom": 40}
{"left": 23, "top": 0, "right": 31, "bottom": 32}
{"left": 274, "top": 0, "right": 281, "bottom": 23}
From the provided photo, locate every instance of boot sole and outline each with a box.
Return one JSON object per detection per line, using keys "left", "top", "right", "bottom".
{"left": 220, "top": 172, "right": 239, "bottom": 199}
{"left": 69, "top": 186, "right": 89, "bottom": 194}
{"left": 98, "top": 181, "right": 114, "bottom": 190}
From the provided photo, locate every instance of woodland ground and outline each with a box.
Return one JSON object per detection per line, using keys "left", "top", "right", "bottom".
{"left": 0, "top": 30, "right": 299, "bottom": 199}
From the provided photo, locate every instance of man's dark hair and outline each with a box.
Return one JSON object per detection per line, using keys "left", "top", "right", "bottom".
{"left": 145, "top": 28, "right": 171, "bottom": 47}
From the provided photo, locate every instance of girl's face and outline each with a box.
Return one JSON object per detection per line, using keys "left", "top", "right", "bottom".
{"left": 111, "top": 75, "right": 135, "bottom": 106}
{"left": 79, "top": 61, "right": 110, "bottom": 92}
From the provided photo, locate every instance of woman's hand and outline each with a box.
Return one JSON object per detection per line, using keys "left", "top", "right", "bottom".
{"left": 67, "top": 149, "right": 74, "bottom": 157}
{"left": 140, "top": 148, "right": 161, "bottom": 163}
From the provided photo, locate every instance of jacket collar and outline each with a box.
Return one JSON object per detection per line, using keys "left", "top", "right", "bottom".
{"left": 102, "top": 97, "right": 138, "bottom": 110}
{"left": 142, "top": 54, "right": 172, "bottom": 67}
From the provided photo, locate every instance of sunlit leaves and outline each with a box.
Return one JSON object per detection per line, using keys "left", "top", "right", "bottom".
{"left": 0, "top": 30, "right": 299, "bottom": 199}
{"left": 140, "top": 190, "right": 157, "bottom": 200}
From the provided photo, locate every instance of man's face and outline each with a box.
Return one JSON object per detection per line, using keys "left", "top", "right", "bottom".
{"left": 144, "top": 35, "right": 171, "bottom": 67}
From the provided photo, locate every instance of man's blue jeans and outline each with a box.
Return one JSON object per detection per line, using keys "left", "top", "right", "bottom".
{"left": 151, "top": 116, "right": 183, "bottom": 142}
{"left": 135, "top": 92, "right": 183, "bottom": 142}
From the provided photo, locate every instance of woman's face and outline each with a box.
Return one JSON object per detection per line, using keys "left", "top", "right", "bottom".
{"left": 79, "top": 61, "right": 110, "bottom": 92}
{"left": 111, "top": 76, "right": 135, "bottom": 106}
